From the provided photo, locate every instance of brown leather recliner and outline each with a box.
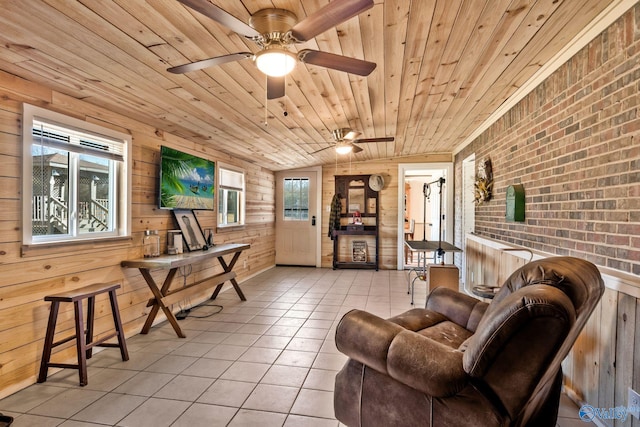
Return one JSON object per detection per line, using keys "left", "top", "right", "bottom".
{"left": 334, "top": 256, "right": 604, "bottom": 426}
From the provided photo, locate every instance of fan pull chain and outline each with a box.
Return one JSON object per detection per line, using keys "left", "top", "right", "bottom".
{"left": 264, "top": 74, "right": 268, "bottom": 126}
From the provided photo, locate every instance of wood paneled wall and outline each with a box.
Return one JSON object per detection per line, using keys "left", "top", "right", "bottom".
{"left": 320, "top": 155, "right": 451, "bottom": 269}
{"left": 0, "top": 71, "right": 275, "bottom": 399}
{"left": 466, "top": 234, "right": 640, "bottom": 426}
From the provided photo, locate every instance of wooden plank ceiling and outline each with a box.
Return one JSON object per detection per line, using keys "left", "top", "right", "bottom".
{"left": 0, "top": 0, "right": 619, "bottom": 170}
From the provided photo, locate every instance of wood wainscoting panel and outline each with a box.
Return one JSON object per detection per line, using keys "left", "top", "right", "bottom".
{"left": 464, "top": 234, "right": 640, "bottom": 417}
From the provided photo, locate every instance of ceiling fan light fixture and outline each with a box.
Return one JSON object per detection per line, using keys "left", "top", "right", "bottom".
{"left": 255, "top": 46, "right": 296, "bottom": 77}
{"left": 335, "top": 143, "right": 353, "bottom": 155}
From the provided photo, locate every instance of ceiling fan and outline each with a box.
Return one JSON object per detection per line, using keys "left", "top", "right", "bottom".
{"left": 168, "top": 0, "right": 377, "bottom": 99}
{"left": 310, "top": 128, "right": 394, "bottom": 155}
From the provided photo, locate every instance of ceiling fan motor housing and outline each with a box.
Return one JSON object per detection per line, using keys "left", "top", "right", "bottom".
{"left": 249, "top": 9, "right": 298, "bottom": 41}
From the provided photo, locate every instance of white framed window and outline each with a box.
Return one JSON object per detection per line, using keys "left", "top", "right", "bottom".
{"left": 22, "top": 104, "right": 131, "bottom": 246}
{"left": 218, "top": 165, "right": 245, "bottom": 227}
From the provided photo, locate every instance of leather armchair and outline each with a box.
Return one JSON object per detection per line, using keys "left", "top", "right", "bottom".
{"left": 334, "top": 256, "right": 604, "bottom": 426}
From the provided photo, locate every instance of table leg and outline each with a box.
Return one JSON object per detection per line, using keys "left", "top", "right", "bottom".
{"left": 139, "top": 268, "right": 185, "bottom": 338}
{"left": 211, "top": 251, "right": 246, "bottom": 301}
{"left": 86, "top": 296, "right": 95, "bottom": 359}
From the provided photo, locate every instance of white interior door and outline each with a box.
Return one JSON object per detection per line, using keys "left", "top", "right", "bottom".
{"left": 275, "top": 168, "right": 320, "bottom": 266}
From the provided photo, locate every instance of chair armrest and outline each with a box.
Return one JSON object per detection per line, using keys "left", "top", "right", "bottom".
{"left": 336, "top": 309, "right": 468, "bottom": 397}
{"left": 387, "top": 330, "right": 467, "bottom": 397}
{"left": 335, "top": 309, "right": 405, "bottom": 375}
{"left": 426, "top": 287, "right": 488, "bottom": 331}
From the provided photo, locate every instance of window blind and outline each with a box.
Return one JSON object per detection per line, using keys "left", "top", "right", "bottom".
{"left": 33, "top": 119, "right": 125, "bottom": 161}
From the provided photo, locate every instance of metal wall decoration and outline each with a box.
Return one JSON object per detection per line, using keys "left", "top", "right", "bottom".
{"left": 474, "top": 157, "right": 493, "bottom": 204}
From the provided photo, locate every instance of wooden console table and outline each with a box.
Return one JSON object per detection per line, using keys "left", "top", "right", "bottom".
{"left": 121, "top": 243, "right": 250, "bottom": 338}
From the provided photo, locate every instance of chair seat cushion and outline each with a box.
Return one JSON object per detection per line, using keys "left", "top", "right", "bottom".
{"left": 388, "top": 308, "right": 473, "bottom": 349}
{"left": 418, "top": 320, "right": 473, "bottom": 349}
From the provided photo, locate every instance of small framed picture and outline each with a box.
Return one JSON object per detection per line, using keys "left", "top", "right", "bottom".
{"left": 172, "top": 209, "right": 206, "bottom": 251}
{"left": 352, "top": 240, "right": 368, "bottom": 263}
{"left": 368, "top": 198, "right": 376, "bottom": 213}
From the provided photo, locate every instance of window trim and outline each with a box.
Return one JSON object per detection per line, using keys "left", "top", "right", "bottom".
{"left": 22, "top": 104, "right": 132, "bottom": 247}
{"left": 217, "top": 163, "right": 245, "bottom": 230}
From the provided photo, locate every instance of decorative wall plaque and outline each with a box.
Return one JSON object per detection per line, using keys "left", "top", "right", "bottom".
{"left": 352, "top": 240, "right": 368, "bottom": 262}
{"left": 474, "top": 158, "right": 493, "bottom": 204}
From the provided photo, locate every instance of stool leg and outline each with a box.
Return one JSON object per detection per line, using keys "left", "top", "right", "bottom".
{"left": 74, "top": 300, "right": 88, "bottom": 386}
{"left": 108, "top": 289, "right": 129, "bottom": 361}
{"left": 86, "top": 296, "right": 95, "bottom": 360}
{"left": 38, "top": 301, "right": 60, "bottom": 383}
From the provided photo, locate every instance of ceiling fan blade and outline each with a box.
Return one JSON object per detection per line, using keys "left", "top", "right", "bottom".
{"left": 351, "top": 144, "right": 364, "bottom": 154}
{"left": 167, "top": 52, "right": 252, "bottom": 73}
{"left": 267, "top": 76, "right": 285, "bottom": 99}
{"left": 177, "top": 0, "right": 260, "bottom": 38}
{"left": 310, "top": 146, "right": 334, "bottom": 155}
{"left": 290, "top": 0, "right": 374, "bottom": 42}
{"left": 298, "top": 50, "right": 376, "bottom": 76}
{"left": 353, "top": 136, "right": 395, "bottom": 143}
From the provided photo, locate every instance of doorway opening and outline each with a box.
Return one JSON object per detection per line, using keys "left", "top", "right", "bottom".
{"left": 397, "top": 163, "right": 454, "bottom": 270}
{"left": 461, "top": 154, "right": 476, "bottom": 290}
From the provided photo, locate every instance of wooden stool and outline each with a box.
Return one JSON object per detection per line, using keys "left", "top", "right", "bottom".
{"left": 38, "top": 282, "right": 129, "bottom": 386}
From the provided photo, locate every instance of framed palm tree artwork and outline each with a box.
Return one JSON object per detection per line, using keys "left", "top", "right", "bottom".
{"left": 159, "top": 146, "right": 215, "bottom": 210}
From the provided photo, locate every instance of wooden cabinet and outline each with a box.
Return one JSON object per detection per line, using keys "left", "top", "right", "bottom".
{"left": 427, "top": 264, "right": 459, "bottom": 292}
{"left": 332, "top": 175, "right": 379, "bottom": 270}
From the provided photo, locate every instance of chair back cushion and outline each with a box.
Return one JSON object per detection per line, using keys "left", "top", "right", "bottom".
{"left": 462, "top": 257, "right": 604, "bottom": 421}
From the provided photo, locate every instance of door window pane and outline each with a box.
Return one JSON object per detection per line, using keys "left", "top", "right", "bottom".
{"left": 283, "top": 178, "right": 309, "bottom": 220}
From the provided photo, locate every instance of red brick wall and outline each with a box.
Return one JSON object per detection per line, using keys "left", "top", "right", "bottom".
{"left": 455, "top": 4, "right": 640, "bottom": 276}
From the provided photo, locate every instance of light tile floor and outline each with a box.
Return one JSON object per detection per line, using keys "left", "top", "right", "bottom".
{"left": 0, "top": 267, "right": 582, "bottom": 426}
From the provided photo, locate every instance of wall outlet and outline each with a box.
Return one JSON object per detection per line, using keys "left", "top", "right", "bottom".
{"left": 243, "top": 259, "right": 247, "bottom": 268}
{"left": 629, "top": 388, "right": 640, "bottom": 419}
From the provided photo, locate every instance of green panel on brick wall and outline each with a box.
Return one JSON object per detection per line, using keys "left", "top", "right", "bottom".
{"left": 506, "top": 184, "right": 525, "bottom": 222}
